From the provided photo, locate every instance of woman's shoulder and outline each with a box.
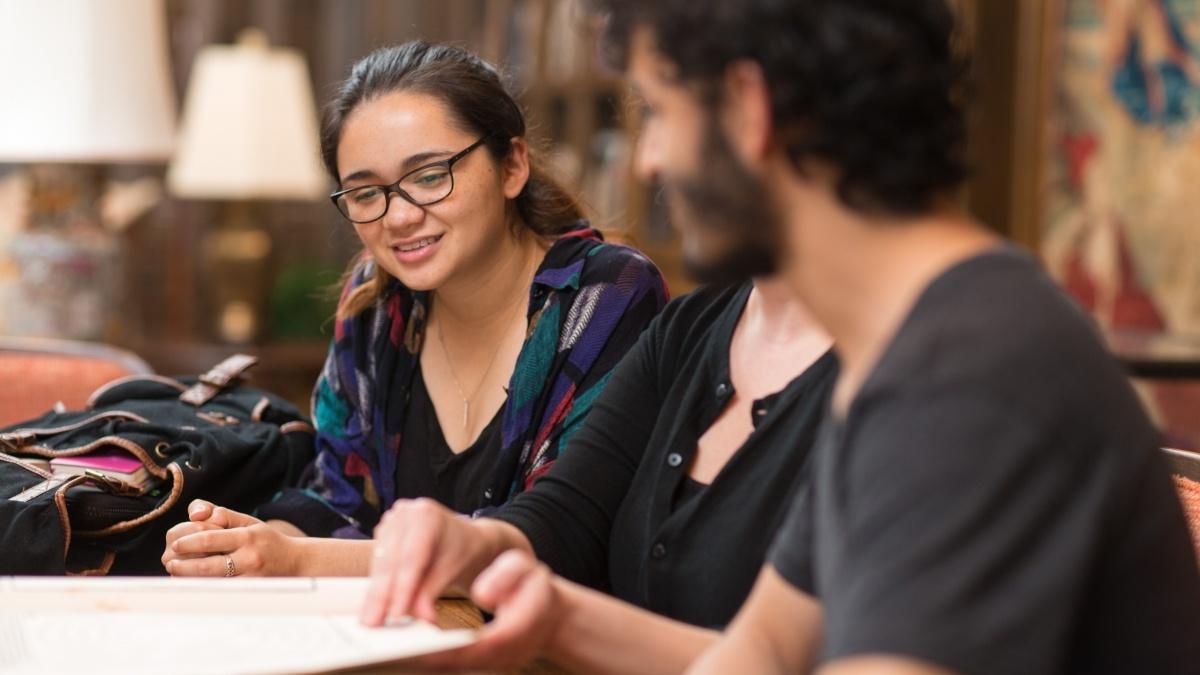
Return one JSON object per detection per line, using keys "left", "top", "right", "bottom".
{"left": 545, "top": 226, "right": 665, "bottom": 293}
{"left": 653, "top": 282, "right": 749, "bottom": 336}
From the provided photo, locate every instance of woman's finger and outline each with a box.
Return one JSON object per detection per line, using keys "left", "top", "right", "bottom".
{"left": 171, "top": 527, "right": 244, "bottom": 557}
{"left": 167, "top": 552, "right": 239, "bottom": 577}
{"left": 409, "top": 517, "right": 477, "bottom": 622}
{"left": 187, "top": 499, "right": 215, "bottom": 522}
{"left": 418, "top": 551, "right": 556, "bottom": 669}
{"left": 383, "top": 500, "right": 447, "bottom": 624}
{"left": 207, "top": 506, "right": 261, "bottom": 529}
{"left": 361, "top": 508, "right": 407, "bottom": 627}
{"left": 471, "top": 549, "right": 543, "bottom": 612}
{"left": 162, "top": 522, "right": 224, "bottom": 569}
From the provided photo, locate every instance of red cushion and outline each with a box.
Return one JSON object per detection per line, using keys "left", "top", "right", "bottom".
{"left": 0, "top": 354, "right": 136, "bottom": 426}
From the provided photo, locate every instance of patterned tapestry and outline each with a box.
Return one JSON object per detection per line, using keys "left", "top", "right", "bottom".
{"left": 1044, "top": 0, "right": 1200, "bottom": 336}
{"left": 1043, "top": 0, "right": 1200, "bottom": 448}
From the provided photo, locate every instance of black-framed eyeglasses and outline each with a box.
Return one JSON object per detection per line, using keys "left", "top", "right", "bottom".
{"left": 330, "top": 136, "right": 488, "bottom": 223}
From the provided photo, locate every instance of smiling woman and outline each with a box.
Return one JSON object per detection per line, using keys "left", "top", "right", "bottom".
{"left": 159, "top": 41, "right": 668, "bottom": 579}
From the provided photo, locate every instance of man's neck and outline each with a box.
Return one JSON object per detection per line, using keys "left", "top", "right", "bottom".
{"left": 743, "top": 276, "right": 830, "bottom": 348}
{"left": 779, "top": 188, "right": 998, "bottom": 409}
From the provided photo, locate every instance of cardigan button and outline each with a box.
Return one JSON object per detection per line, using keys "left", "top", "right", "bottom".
{"left": 483, "top": 488, "right": 494, "bottom": 500}
{"left": 651, "top": 543, "right": 667, "bottom": 559}
{"left": 666, "top": 453, "right": 683, "bottom": 468}
{"left": 715, "top": 382, "right": 729, "bottom": 398}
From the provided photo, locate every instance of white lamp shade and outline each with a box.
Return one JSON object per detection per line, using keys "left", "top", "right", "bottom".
{"left": 167, "top": 31, "right": 328, "bottom": 201}
{"left": 0, "top": 0, "right": 176, "bottom": 163}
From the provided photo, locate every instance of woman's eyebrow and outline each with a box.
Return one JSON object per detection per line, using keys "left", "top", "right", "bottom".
{"left": 341, "top": 149, "right": 457, "bottom": 186}
{"left": 340, "top": 169, "right": 379, "bottom": 185}
{"left": 399, "top": 149, "right": 455, "bottom": 172}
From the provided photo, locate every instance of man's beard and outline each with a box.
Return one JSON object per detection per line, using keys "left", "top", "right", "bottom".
{"left": 664, "top": 119, "right": 782, "bottom": 285}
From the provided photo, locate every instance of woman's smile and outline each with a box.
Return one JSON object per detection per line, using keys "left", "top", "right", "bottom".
{"left": 391, "top": 233, "right": 444, "bottom": 264}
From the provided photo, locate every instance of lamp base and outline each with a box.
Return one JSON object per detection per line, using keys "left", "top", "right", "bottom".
{"left": 203, "top": 202, "right": 273, "bottom": 344}
{"left": 0, "top": 165, "right": 120, "bottom": 341}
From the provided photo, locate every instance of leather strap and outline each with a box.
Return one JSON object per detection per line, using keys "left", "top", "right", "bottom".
{"left": 179, "top": 354, "right": 259, "bottom": 406}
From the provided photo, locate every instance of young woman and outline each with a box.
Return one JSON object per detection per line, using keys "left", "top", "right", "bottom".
{"left": 161, "top": 41, "right": 667, "bottom": 577}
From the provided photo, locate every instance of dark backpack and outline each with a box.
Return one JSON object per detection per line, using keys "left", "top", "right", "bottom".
{"left": 0, "top": 355, "right": 315, "bottom": 575}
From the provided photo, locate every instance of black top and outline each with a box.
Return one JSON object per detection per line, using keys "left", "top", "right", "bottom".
{"left": 494, "top": 283, "right": 837, "bottom": 628}
{"left": 770, "top": 247, "right": 1200, "bottom": 675}
{"left": 395, "top": 366, "right": 503, "bottom": 514}
{"left": 671, "top": 475, "right": 708, "bottom": 511}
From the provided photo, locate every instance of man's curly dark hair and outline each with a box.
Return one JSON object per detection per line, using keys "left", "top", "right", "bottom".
{"left": 588, "top": 0, "right": 970, "bottom": 216}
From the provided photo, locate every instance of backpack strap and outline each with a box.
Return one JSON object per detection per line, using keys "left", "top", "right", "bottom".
{"left": 179, "top": 354, "right": 259, "bottom": 407}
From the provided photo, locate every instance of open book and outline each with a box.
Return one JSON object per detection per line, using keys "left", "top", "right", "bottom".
{"left": 0, "top": 577, "right": 476, "bottom": 675}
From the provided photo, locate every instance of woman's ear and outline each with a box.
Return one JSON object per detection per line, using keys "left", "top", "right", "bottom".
{"left": 501, "top": 137, "right": 532, "bottom": 199}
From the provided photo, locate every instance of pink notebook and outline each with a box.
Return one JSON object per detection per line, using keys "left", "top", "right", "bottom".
{"left": 50, "top": 450, "right": 152, "bottom": 489}
{"left": 51, "top": 450, "right": 143, "bottom": 474}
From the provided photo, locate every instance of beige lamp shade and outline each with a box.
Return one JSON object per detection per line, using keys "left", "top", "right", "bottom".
{"left": 168, "top": 29, "right": 327, "bottom": 201}
{"left": 0, "top": 0, "right": 177, "bottom": 162}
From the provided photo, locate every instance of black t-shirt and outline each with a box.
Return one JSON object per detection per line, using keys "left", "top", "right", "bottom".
{"left": 395, "top": 366, "right": 503, "bottom": 514}
{"left": 769, "top": 246, "right": 1200, "bottom": 674}
{"left": 494, "top": 283, "right": 837, "bottom": 628}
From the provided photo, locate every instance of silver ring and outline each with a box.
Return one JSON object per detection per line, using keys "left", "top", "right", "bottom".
{"left": 224, "top": 554, "right": 237, "bottom": 577}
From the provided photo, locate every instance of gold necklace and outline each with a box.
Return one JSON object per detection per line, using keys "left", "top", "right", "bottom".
{"left": 435, "top": 296, "right": 526, "bottom": 430}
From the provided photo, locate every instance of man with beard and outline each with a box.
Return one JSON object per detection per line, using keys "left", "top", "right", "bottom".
{"left": 406, "top": 1, "right": 1200, "bottom": 674}
{"left": 357, "top": 20, "right": 840, "bottom": 675}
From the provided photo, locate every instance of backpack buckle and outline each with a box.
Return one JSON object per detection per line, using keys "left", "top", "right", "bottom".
{"left": 180, "top": 354, "right": 259, "bottom": 407}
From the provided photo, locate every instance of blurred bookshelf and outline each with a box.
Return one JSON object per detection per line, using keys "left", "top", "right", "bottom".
{"left": 104, "top": 0, "right": 688, "bottom": 410}
{"left": 489, "top": 0, "right": 688, "bottom": 293}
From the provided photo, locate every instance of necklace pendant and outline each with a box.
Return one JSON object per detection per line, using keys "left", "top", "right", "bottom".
{"left": 462, "top": 400, "right": 470, "bottom": 429}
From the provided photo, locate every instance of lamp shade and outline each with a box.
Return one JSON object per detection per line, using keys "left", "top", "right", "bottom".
{"left": 167, "top": 29, "right": 327, "bottom": 201}
{"left": 0, "top": 0, "right": 176, "bottom": 163}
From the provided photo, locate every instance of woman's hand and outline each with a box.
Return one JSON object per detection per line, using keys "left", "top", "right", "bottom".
{"left": 426, "top": 549, "right": 564, "bottom": 670}
{"left": 361, "top": 497, "right": 524, "bottom": 627}
{"left": 163, "top": 500, "right": 301, "bottom": 576}
{"left": 161, "top": 500, "right": 254, "bottom": 570}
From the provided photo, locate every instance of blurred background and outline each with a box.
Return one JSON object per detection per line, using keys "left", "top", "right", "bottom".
{"left": 0, "top": 0, "right": 1197, "bottom": 447}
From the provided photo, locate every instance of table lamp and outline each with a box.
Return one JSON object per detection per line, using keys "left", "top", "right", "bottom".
{"left": 0, "top": 0, "right": 176, "bottom": 340}
{"left": 167, "top": 28, "right": 327, "bottom": 344}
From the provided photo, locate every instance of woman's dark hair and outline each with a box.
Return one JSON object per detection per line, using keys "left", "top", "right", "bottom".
{"left": 322, "top": 41, "right": 584, "bottom": 318}
{"left": 589, "top": 0, "right": 970, "bottom": 216}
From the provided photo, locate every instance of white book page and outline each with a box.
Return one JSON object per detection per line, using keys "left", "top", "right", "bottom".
{"left": 0, "top": 578, "right": 476, "bottom": 674}
{"left": 0, "top": 612, "right": 475, "bottom": 675}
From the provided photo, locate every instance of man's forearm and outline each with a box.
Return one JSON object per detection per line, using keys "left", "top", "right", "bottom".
{"left": 543, "top": 576, "right": 718, "bottom": 675}
{"left": 687, "top": 566, "right": 823, "bottom": 675}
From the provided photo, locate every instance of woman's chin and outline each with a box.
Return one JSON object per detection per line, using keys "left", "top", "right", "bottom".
{"left": 375, "top": 259, "right": 446, "bottom": 292}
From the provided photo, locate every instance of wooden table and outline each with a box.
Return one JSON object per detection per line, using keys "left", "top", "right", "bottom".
{"left": 426, "top": 600, "right": 569, "bottom": 675}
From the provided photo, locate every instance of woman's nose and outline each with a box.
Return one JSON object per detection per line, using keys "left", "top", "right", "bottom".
{"left": 381, "top": 191, "right": 424, "bottom": 229}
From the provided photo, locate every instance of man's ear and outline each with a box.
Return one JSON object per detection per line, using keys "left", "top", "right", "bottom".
{"left": 721, "top": 59, "right": 773, "bottom": 165}
{"left": 502, "top": 137, "right": 532, "bottom": 199}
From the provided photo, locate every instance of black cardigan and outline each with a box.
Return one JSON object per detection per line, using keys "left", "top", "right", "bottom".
{"left": 493, "top": 283, "right": 836, "bottom": 628}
